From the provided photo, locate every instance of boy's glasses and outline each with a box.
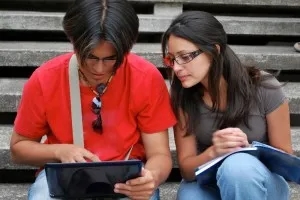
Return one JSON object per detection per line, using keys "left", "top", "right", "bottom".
{"left": 86, "top": 54, "right": 116, "bottom": 67}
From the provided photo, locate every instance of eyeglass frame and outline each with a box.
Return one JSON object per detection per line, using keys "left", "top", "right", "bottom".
{"left": 163, "top": 49, "right": 204, "bottom": 68}
{"left": 85, "top": 53, "right": 117, "bottom": 67}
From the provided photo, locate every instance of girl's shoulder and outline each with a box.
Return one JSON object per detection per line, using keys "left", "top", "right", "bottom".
{"left": 256, "top": 71, "right": 286, "bottom": 115}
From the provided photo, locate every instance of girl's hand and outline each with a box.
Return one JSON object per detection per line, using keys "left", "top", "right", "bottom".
{"left": 211, "top": 127, "right": 249, "bottom": 157}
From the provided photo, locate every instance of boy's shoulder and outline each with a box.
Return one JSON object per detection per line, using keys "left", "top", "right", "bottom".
{"left": 126, "top": 53, "right": 161, "bottom": 76}
{"left": 36, "top": 53, "right": 73, "bottom": 74}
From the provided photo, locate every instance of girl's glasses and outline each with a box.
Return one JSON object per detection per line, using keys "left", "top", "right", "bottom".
{"left": 163, "top": 49, "right": 203, "bottom": 68}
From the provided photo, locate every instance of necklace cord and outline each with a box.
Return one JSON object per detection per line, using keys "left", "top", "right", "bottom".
{"left": 78, "top": 69, "right": 114, "bottom": 96}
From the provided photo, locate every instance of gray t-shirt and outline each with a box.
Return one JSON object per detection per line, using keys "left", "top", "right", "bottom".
{"left": 195, "top": 77, "right": 286, "bottom": 153}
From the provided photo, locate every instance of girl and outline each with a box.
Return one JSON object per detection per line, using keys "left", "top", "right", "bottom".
{"left": 162, "top": 11, "right": 292, "bottom": 200}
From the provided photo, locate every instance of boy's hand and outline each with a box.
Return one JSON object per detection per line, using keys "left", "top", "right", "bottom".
{"left": 54, "top": 144, "right": 100, "bottom": 163}
{"left": 114, "top": 168, "right": 156, "bottom": 200}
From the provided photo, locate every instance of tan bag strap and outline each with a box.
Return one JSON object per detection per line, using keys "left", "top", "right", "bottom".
{"left": 68, "top": 54, "right": 84, "bottom": 147}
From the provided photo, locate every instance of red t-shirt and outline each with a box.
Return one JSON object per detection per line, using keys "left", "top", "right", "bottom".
{"left": 14, "top": 52, "right": 177, "bottom": 162}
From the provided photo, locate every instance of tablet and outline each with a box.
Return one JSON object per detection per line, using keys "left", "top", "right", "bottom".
{"left": 45, "top": 160, "right": 143, "bottom": 199}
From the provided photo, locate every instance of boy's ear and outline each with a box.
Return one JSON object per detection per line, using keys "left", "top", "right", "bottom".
{"left": 215, "top": 44, "right": 221, "bottom": 54}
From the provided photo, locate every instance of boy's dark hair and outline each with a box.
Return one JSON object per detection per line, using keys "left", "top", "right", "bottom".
{"left": 63, "top": 0, "right": 139, "bottom": 69}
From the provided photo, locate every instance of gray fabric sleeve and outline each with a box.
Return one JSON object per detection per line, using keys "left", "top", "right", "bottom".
{"left": 259, "top": 77, "right": 287, "bottom": 115}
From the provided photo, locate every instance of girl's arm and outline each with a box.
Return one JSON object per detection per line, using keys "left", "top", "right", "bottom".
{"left": 174, "top": 110, "right": 216, "bottom": 181}
{"left": 266, "top": 100, "right": 293, "bottom": 154}
{"left": 174, "top": 123, "right": 215, "bottom": 181}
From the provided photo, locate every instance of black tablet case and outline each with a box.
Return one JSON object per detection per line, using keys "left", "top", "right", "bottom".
{"left": 45, "top": 160, "right": 142, "bottom": 199}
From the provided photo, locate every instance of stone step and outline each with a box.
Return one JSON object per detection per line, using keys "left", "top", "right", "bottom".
{"left": 0, "top": 184, "right": 176, "bottom": 200}
{"left": 0, "top": 182, "right": 299, "bottom": 200}
{"left": 2, "top": 0, "right": 299, "bottom": 19}
{"left": 1, "top": 78, "right": 300, "bottom": 114}
{"left": 3, "top": 0, "right": 300, "bottom": 8}
{"left": 0, "top": 42, "right": 300, "bottom": 70}
{"left": 135, "top": 0, "right": 300, "bottom": 7}
{"left": 1, "top": 11, "right": 300, "bottom": 35}
{"left": 0, "top": 184, "right": 29, "bottom": 200}
{"left": 1, "top": 125, "right": 300, "bottom": 169}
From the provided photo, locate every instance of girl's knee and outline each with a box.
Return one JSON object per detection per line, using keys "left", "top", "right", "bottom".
{"left": 217, "top": 153, "right": 267, "bottom": 184}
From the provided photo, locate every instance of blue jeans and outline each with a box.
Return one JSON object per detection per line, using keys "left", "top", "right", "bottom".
{"left": 177, "top": 153, "right": 290, "bottom": 200}
{"left": 28, "top": 169, "right": 160, "bottom": 200}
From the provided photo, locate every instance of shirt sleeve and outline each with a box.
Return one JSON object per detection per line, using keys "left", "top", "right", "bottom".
{"left": 136, "top": 68, "right": 177, "bottom": 133}
{"left": 14, "top": 70, "right": 49, "bottom": 139}
{"left": 259, "top": 76, "right": 287, "bottom": 115}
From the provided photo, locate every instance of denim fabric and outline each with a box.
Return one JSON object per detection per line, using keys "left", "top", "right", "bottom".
{"left": 28, "top": 169, "right": 160, "bottom": 200}
{"left": 177, "top": 153, "right": 289, "bottom": 200}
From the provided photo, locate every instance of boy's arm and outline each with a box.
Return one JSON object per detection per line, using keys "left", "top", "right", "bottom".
{"left": 141, "top": 130, "right": 172, "bottom": 187}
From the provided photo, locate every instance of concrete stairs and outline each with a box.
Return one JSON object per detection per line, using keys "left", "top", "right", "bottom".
{"left": 0, "top": 0, "right": 300, "bottom": 199}
{"left": 0, "top": 182, "right": 300, "bottom": 200}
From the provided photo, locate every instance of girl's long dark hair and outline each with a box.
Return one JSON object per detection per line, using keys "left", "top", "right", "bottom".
{"left": 162, "top": 11, "right": 272, "bottom": 136}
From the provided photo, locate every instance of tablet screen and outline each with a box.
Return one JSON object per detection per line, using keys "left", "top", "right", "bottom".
{"left": 45, "top": 160, "right": 142, "bottom": 199}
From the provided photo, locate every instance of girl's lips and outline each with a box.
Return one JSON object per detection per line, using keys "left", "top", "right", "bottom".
{"left": 178, "top": 75, "right": 189, "bottom": 81}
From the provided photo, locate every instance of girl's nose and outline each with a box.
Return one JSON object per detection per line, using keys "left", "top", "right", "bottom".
{"left": 172, "top": 62, "right": 183, "bottom": 72}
